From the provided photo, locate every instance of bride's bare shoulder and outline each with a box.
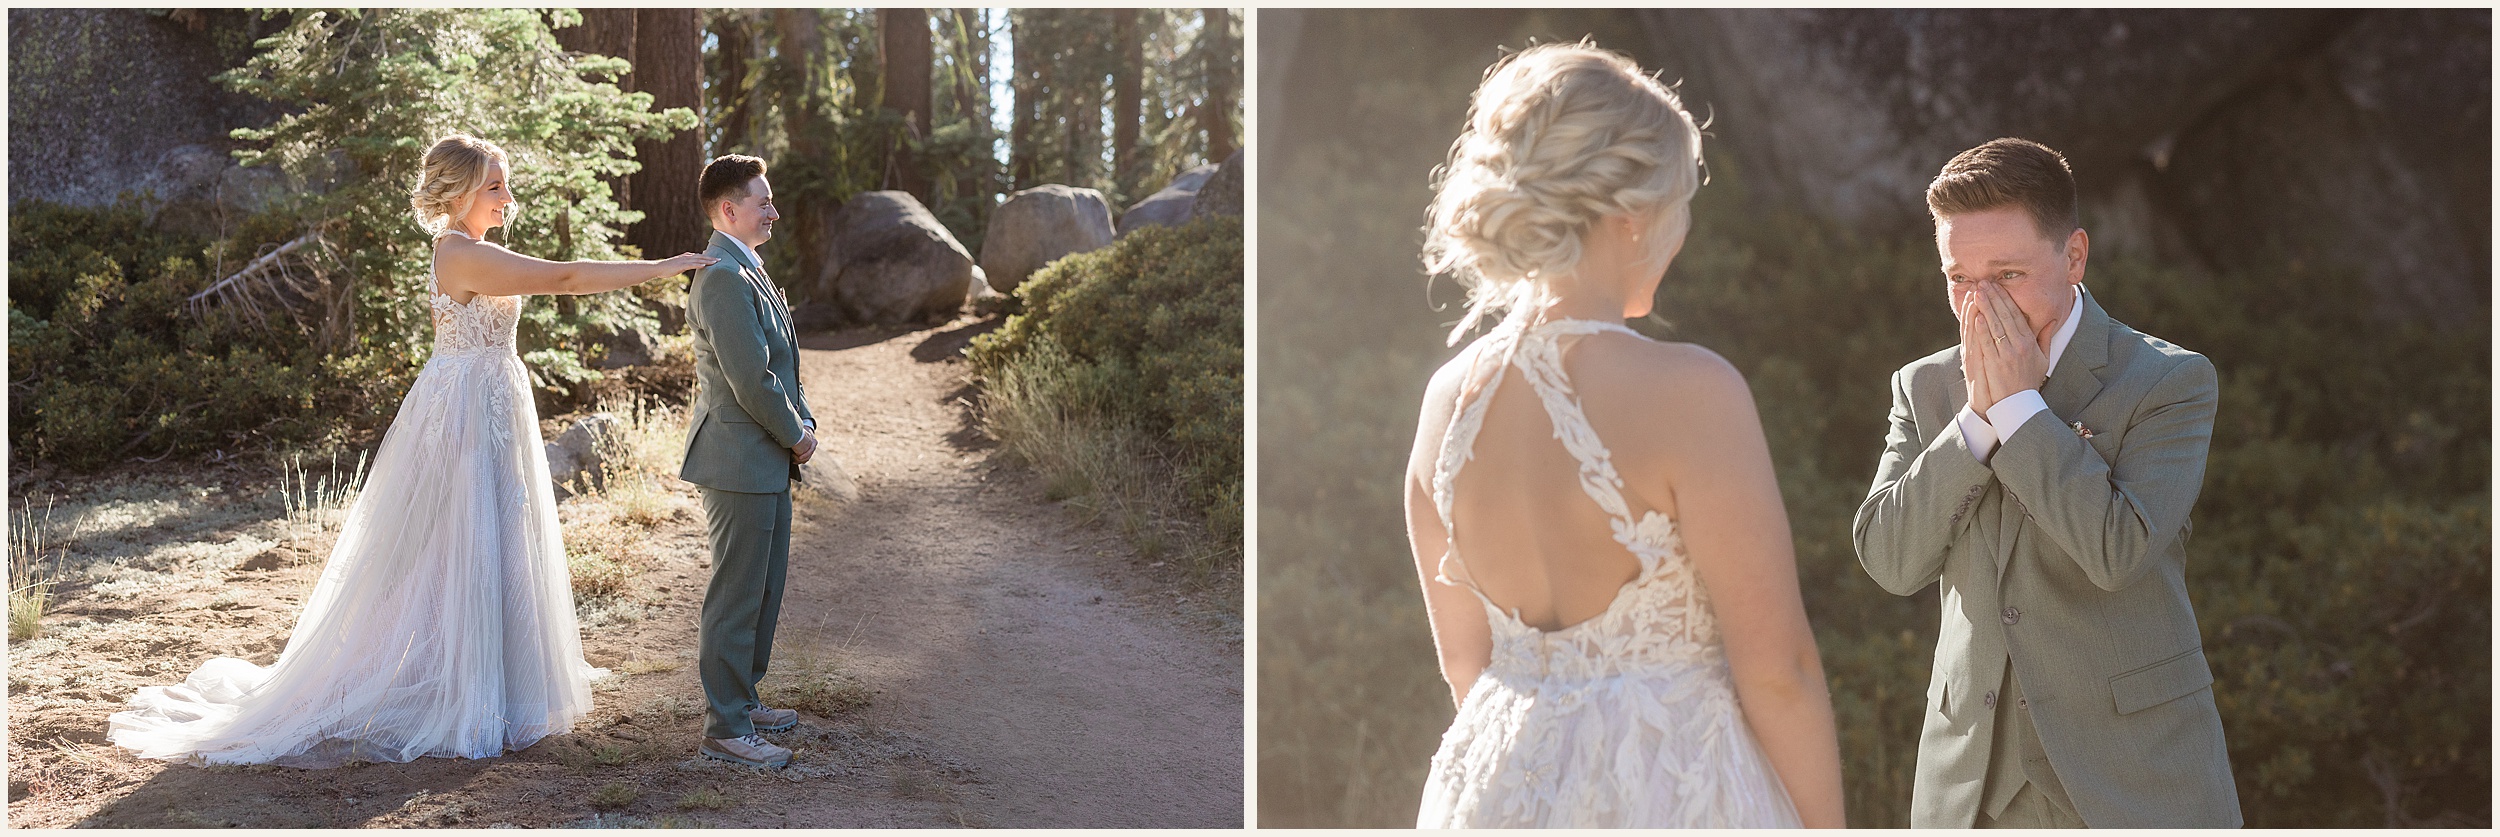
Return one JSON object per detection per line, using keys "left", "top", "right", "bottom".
{"left": 432, "top": 232, "right": 507, "bottom": 258}
{"left": 1574, "top": 332, "right": 1755, "bottom": 417}
{"left": 1418, "top": 339, "right": 1503, "bottom": 416}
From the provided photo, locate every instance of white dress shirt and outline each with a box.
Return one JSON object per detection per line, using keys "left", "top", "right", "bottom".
{"left": 725, "top": 234, "right": 765, "bottom": 276}
{"left": 1957, "top": 285, "right": 2083, "bottom": 464}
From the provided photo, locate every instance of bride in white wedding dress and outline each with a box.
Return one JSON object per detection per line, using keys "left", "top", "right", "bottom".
{"left": 107, "top": 134, "right": 716, "bottom": 767}
{"left": 1403, "top": 44, "right": 1846, "bottom": 827}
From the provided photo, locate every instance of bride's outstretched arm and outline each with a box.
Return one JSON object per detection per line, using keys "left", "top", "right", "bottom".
{"left": 433, "top": 236, "right": 713, "bottom": 298}
{"left": 1670, "top": 354, "right": 1847, "bottom": 827}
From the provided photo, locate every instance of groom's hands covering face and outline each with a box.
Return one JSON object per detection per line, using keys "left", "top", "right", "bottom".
{"left": 1957, "top": 281, "right": 2050, "bottom": 413}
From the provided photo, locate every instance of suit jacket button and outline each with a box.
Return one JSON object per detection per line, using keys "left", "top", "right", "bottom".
{"left": 2018, "top": 697, "right": 2030, "bottom": 711}
{"left": 1983, "top": 691, "right": 1997, "bottom": 709}
{"left": 2002, "top": 606, "right": 2021, "bottom": 625}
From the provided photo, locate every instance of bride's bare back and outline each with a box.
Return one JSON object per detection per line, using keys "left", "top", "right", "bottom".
{"left": 1405, "top": 324, "right": 1809, "bottom": 699}
{"left": 1430, "top": 330, "right": 1673, "bottom": 631}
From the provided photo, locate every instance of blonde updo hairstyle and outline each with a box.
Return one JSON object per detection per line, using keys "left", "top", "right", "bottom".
{"left": 1422, "top": 42, "right": 1705, "bottom": 344}
{"left": 411, "top": 134, "right": 509, "bottom": 236}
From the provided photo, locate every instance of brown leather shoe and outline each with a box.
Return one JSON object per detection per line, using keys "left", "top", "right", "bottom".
{"left": 699, "top": 733, "right": 791, "bottom": 768}
{"left": 749, "top": 705, "right": 798, "bottom": 732}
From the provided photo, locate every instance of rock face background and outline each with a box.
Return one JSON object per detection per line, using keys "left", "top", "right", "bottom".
{"left": 8, "top": 9, "right": 284, "bottom": 233}
{"left": 1264, "top": 8, "right": 2488, "bottom": 325}
{"left": 977, "top": 184, "right": 1116, "bottom": 294}
{"left": 1631, "top": 8, "right": 2489, "bottom": 325}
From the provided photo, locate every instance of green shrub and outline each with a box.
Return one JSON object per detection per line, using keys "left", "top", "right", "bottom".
{"left": 968, "top": 215, "right": 1244, "bottom": 549}
{"left": 8, "top": 201, "right": 329, "bottom": 469}
{"left": 9, "top": 10, "right": 703, "bottom": 472}
{"left": 216, "top": 8, "right": 696, "bottom": 401}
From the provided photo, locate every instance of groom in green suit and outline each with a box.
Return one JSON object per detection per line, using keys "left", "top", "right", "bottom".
{"left": 681, "top": 154, "right": 815, "bottom": 768}
{"left": 1854, "top": 139, "right": 2239, "bottom": 827}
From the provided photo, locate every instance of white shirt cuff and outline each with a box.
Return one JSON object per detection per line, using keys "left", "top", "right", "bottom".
{"left": 1985, "top": 390, "right": 2052, "bottom": 448}
{"left": 1957, "top": 406, "right": 2000, "bottom": 464}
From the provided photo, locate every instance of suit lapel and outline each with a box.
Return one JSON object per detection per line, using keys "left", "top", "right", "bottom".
{"left": 708, "top": 230, "right": 795, "bottom": 345}
{"left": 2039, "top": 287, "right": 2113, "bottom": 420}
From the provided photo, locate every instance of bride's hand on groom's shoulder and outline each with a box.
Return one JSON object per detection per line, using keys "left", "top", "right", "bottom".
{"left": 661, "top": 252, "right": 719, "bottom": 276}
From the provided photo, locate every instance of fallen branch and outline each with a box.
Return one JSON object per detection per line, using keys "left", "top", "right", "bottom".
{"left": 189, "top": 232, "right": 317, "bottom": 306}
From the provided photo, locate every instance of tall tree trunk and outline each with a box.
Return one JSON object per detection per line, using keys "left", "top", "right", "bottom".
{"left": 773, "top": 9, "right": 834, "bottom": 308}
{"left": 553, "top": 9, "right": 638, "bottom": 72}
{"left": 1063, "top": 13, "right": 1105, "bottom": 191}
{"left": 1201, "top": 8, "right": 1235, "bottom": 164}
{"left": 552, "top": 10, "right": 638, "bottom": 248}
{"left": 950, "top": 8, "right": 994, "bottom": 235}
{"left": 630, "top": 9, "right": 705, "bottom": 261}
{"left": 775, "top": 9, "right": 827, "bottom": 163}
{"left": 1065, "top": 37, "right": 1096, "bottom": 191}
{"left": 709, "top": 10, "right": 753, "bottom": 155}
{"left": 949, "top": 9, "right": 982, "bottom": 136}
{"left": 1113, "top": 9, "right": 1142, "bottom": 197}
{"left": 880, "top": 9, "right": 933, "bottom": 202}
{"left": 1009, "top": 10, "right": 1037, "bottom": 190}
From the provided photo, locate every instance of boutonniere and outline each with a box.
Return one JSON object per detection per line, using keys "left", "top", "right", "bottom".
{"left": 2070, "top": 421, "right": 2096, "bottom": 441}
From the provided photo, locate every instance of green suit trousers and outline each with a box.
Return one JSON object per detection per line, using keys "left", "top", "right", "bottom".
{"left": 696, "top": 486, "right": 792, "bottom": 739}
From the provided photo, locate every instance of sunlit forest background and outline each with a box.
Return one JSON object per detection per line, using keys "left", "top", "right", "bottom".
{"left": 1257, "top": 9, "right": 2488, "bottom": 828}
{"left": 9, "top": 7, "right": 1242, "bottom": 472}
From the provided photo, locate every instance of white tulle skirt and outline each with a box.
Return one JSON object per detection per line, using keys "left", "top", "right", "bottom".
{"left": 107, "top": 350, "right": 605, "bottom": 768}
{"left": 1417, "top": 660, "right": 1802, "bottom": 828}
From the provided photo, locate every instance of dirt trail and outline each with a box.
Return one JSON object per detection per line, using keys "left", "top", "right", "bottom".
{"left": 5, "top": 315, "right": 1242, "bottom": 828}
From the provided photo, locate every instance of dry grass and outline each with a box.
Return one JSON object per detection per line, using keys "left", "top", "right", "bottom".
{"left": 619, "top": 656, "right": 682, "bottom": 676}
{"left": 575, "top": 395, "right": 689, "bottom": 527}
{"left": 550, "top": 733, "right": 678, "bottom": 773}
{"left": 567, "top": 549, "right": 636, "bottom": 600}
{"left": 760, "top": 655, "right": 874, "bottom": 718}
{"left": 552, "top": 396, "right": 693, "bottom": 625}
{"left": 979, "top": 355, "right": 1228, "bottom": 575}
{"left": 559, "top": 499, "right": 663, "bottom": 628}
{"left": 278, "top": 450, "right": 367, "bottom": 543}
{"left": 11, "top": 503, "right": 58, "bottom": 641}
{"left": 588, "top": 782, "right": 638, "bottom": 810}
{"left": 632, "top": 695, "right": 703, "bottom": 727}
{"left": 674, "top": 785, "right": 734, "bottom": 811}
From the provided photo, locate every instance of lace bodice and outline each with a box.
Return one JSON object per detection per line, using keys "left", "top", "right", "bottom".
{"left": 428, "top": 230, "right": 523, "bottom": 358}
{"left": 1430, "top": 315, "right": 1723, "bottom": 681}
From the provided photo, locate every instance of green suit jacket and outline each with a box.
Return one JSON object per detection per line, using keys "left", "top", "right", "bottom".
{"left": 680, "top": 230, "right": 814, "bottom": 494}
{"left": 1853, "top": 288, "right": 2240, "bottom": 828}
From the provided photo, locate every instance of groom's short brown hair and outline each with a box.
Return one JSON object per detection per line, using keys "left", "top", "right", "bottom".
{"left": 699, "top": 154, "right": 768, "bottom": 217}
{"left": 1926, "top": 138, "right": 2078, "bottom": 242}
